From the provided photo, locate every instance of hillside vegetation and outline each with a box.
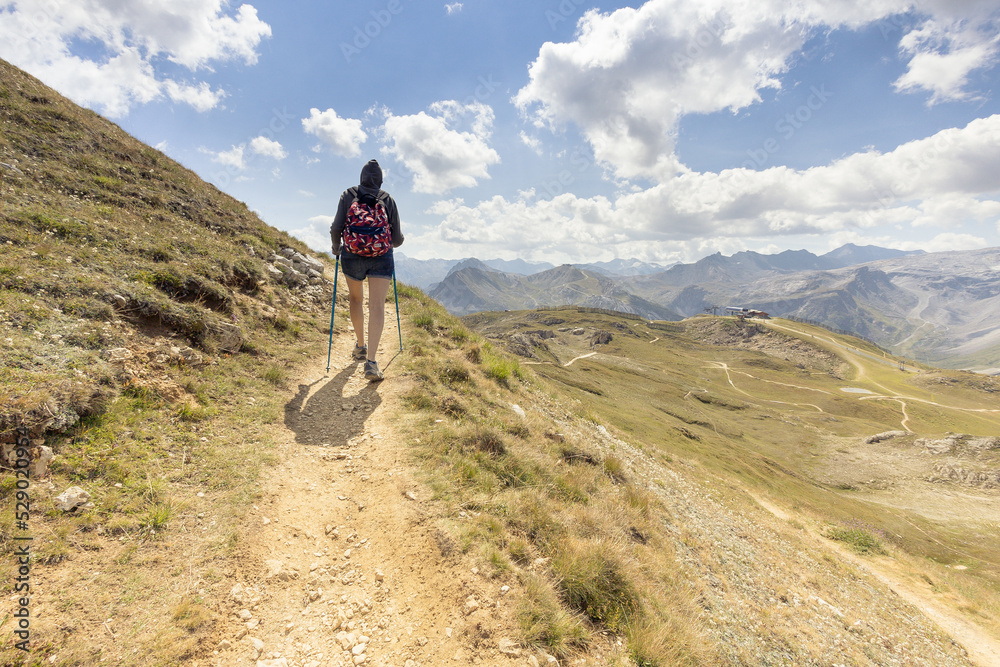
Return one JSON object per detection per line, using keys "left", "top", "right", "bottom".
{"left": 1, "top": 59, "right": 342, "bottom": 663}
{"left": 3, "top": 57, "right": 1000, "bottom": 666}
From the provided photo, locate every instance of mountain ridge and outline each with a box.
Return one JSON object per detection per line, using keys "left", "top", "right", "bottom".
{"left": 423, "top": 243, "right": 996, "bottom": 371}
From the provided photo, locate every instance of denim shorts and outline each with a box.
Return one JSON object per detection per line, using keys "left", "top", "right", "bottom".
{"left": 340, "top": 250, "right": 394, "bottom": 281}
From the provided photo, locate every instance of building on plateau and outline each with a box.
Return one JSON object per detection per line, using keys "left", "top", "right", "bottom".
{"left": 724, "top": 306, "right": 770, "bottom": 319}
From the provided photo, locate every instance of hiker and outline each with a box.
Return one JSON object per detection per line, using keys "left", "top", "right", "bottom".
{"left": 330, "top": 159, "right": 404, "bottom": 381}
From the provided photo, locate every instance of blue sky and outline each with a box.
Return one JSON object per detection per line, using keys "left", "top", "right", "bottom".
{"left": 3, "top": 0, "right": 1000, "bottom": 265}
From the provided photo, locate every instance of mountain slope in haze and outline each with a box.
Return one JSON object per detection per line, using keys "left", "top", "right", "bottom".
{"left": 626, "top": 248, "right": 1000, "bottom": 370}
{"left": 429, "top": 263, "right": 681, "bottom": 320}
{"left": 574, "top": 257, "right": 672, "bottom": 276}
{"left": 394, "top": 254, "right": 668, "bottom": 289}
{"left": 629, "top": 244, "right": 923, "bottom": 291}
{"left": 395, "top": 253, "right": 555, "bottom": 289}
{"left": 732, "top": 249, "right": 1000, "bottom": 369}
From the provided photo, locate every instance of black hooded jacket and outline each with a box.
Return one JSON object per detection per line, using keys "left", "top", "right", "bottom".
{"left": 330, "top": 159, "right": 404, "bottom": 255}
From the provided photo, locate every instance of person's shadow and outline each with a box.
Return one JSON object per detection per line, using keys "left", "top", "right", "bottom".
{"left": 283, "top": 363, "right": 383, "bottom": 448}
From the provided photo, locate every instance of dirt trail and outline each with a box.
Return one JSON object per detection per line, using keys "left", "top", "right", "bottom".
{"left": 562, "top": 352, "right": 596, "bottom": 367}
{"left": 749, "top": 493, "right": 1000, "bottom": 667}
{"left": 199, "top": 315, "right": 530, "bottom": 667}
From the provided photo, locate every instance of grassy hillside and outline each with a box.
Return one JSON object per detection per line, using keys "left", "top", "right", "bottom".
{"left": 464, "top": 308, "right": 1000, "bottom": 650}
{"left": 1, "top": 59, "right": 346, "bottom": 663}
{"left": 3, "top": 57, "right": 999, "bottom": 666}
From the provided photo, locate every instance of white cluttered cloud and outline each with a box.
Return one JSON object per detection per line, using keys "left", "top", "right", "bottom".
{"left": 302, "top": 108, "right": 369, "bottom": 158}
{"left": 416, "top": 114, "right": 1000, "bottom": 262}
{"left": 514, "top": 0, "right": 999, "bottom": 182}
{"left": 0, "top": 0, "right": 271, "bottom": 117}
{"left": 380, "top": 100, "right": 501, "bottom": 195}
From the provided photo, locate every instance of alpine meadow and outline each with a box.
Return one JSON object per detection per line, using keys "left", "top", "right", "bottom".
{"left": 3, "top": 55, "right": 1000, "bottom": 667}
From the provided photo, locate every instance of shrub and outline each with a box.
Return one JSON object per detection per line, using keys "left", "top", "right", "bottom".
{"left": 413, "top": 311, "right": 435, "bottom": 331}
{"left": 262, "top": 365, "right": 284, "bottom": 386}
{"left": 518, "top": 573, "right": 589, "bottom": 658}
{"left": 552, "top": 540, "right": 639, "bottom": 631}
{"left": 439, "top": 362, "right": 471, "bottom": 385}
{"left": 603, "top": 455, "right": 627, "bottom": 483}
{"left": 463, "top": 426, "right": 506, "bottom": 456}
{"left": 826, "top": 521, "right": 887, "bottom": 555}
{"left": 481, "top": 344, "right": 525, "bottom": 388}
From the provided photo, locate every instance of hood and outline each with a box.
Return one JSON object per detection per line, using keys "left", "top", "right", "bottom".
{"left": 359, "top": 159, "right": 383, "bottom": 198}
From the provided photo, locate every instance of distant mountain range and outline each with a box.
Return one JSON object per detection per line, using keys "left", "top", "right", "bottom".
{"left": 416, "top": 243, "right": 1000, "bottom": 372}
{"left": 394, "top": 254, "right": 670, "bottom": 289}
{"left": 428, "top": 260, "right": 680, "bottom": 320}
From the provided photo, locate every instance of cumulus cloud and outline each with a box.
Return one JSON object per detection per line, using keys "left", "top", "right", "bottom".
{"left": 415, "top": 115, "right": 1000, "bottom": 262}
{"left": 302, "top": 108, "right": 368, "bottom": 158}
{"left": 0, "top": 0, "right": 271, "bottom": 117}
{"left": 922, "top": 231, "right": 990, "bottom": 251}
{"left": 205, "top": 135, "right": 286, "bottom": 174}
{"left": 894, "top": 17, "right": 1000, "bottom": 103}
{"left": 445, "top": 3, "right": 463, "bottom": 15}
{"left": 293, "top": 215, "right": 337, "bottom": 254}
{"left": 214, "top": 145, "right": 247, "bottom": 170}
{"left": 381, "top": 101, "right": 500, "bottom": 194}
{"left": 514, "top": 0, "right": 1000, "bottom": 182}
{"left": 249, "top": 136, "right": 288, "bottom": 161}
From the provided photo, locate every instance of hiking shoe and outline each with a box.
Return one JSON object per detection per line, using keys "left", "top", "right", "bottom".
{"left": 364, "top": 360, "right": 384, "bottom": 382}
{"left": 351, "top": 343, "right": 367, "bottom": 360}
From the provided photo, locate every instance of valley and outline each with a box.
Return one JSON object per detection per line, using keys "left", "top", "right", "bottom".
{"left": 466, "top": 307, "right": 1000, "bottom": 663}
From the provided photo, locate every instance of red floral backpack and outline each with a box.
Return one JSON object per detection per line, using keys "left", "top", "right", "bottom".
{"left": 342, "top": 194, "right": 391, "bottom": 257}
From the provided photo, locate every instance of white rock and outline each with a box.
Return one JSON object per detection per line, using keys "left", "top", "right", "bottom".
{"left": 498, "top": 638, "right": 520, "bottom": 656}
{"left": 264, "top": 559, "right": 294, "bottom": 581}
{"left": 104, "top": 347, "right": 133, "bottom": 362}
{"left": 247, "top": 636, "right": 264, "bottom": 659}
{"left": 55, "top": 486, "right": 90, "bottom": 511}
{"left": 239, "top": 609, "right": 253, "bottom": 620}
{"left": 29, "top": 446, "right": 53, "bottom": 478}
{"left": 256, "top": 659, "right": 288, "bottom": 667}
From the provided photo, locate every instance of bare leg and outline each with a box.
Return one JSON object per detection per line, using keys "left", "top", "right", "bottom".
{"left": 345, "top": 276, "right": 366, "bottom": 348}
{"left": 366, "top": 277, "right": 391, "bottom": 361}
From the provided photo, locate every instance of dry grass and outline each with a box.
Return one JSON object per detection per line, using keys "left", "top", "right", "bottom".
{"left": 0, "top": 58, "right": 332, "bottom": 664}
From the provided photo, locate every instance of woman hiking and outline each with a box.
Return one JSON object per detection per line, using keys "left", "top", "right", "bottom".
{"left": 330, "top": 159, "right": 404, "bottom": 381}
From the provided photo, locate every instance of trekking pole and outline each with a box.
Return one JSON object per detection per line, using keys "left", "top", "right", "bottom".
{"left": 392, "top": 268, "right": 403, "bottom": 351}
{"left": 326, "top": 254, "right": 340, "bottom": 373}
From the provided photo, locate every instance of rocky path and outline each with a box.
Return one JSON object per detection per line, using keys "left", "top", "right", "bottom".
{"left": 198, "top": 320, "right": 533, "bottom": 667}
